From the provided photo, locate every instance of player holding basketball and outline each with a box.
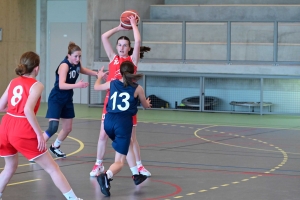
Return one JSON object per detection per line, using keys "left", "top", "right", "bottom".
{"left": 95, "top": 61, "right": 151, "bottom": 197}
{"left": 43, "top": 42, "right": 97, "bottom": 158}
{"left": 0, "top": 52, "right": 82, "bottom": 200}
{"left": 90, "top": 14, "right": 151, "bottom": 177}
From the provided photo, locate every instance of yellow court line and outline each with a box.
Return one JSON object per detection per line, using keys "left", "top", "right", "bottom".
{"left": 8, "top": 179, "right": 41, "bottom": 186}
{"left": 194, "top": 128, "right": 286, "bottom": 153}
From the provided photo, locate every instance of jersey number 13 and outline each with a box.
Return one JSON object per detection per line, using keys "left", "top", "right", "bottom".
{"left": 110, "top": 91, "right": 130, "bottom": 111}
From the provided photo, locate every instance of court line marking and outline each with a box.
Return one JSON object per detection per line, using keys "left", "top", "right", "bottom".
{"left": 159, "top": 124, "right": 288, "bottom": 199}
{"left": 8, "top": 179, "right": 41, "bottom": 186}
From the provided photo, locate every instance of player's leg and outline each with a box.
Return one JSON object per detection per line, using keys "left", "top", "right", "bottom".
{"left": 131, "top": 115, "right": 151, "bottom": 176}
{"left": 44, "top": 97, "right": 63, "bottom": 141}
{"left": 97, "top": 152, "right": 126, "bottom": 197}
{"left": 49, "top": 118, "right": 73, "bottom": 158}
{"left": 90, "top": 119, "right": 107, "bottom": 176}
{"left": 126, "top": 140, "right": 148, "bottom": 185}
{"left": 43, "top": 119, "right": 59, "bottom": 141}
{"left": 35, "top": 151, "right": 81, "bottom": 200}
{"left": 0, "top": 154, "right": 18, "bottom": 195}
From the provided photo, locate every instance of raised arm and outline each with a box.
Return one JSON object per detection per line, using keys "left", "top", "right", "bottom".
{"left": 129, "top": 15, "right": 141, "bottom": 65}
{"left": 101, "top": 26, "right": 126, "bottom": 61}
{"left": 94, "top": 66, "right": 110, "bottom": 91}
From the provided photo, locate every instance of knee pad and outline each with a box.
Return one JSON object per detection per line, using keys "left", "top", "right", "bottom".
{"left": 45, "top": 120, "right": 59, "bottom": 138}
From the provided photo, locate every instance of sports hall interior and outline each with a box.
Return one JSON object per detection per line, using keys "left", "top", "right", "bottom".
{"left": 1, "top": 0, "right": 300, "bottom": 200}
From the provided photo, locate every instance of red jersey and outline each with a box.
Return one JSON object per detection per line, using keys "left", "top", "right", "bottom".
{"left": 7, "top": 76, "right": 41, "bottom": 117}
{"left": 107, "top": 55, "right": 137, "bottom": 81}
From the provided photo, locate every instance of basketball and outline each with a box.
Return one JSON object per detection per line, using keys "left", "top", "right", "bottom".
{"left": 120, "top": 10, "right": 140, "bottom": 29}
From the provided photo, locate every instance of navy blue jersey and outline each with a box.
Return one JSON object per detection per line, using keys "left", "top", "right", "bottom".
{"left": 53, "top": 57, "right": 81, "bottom": 90}
{"left": 106, "top": 80, "right": 138, "bottom": 116}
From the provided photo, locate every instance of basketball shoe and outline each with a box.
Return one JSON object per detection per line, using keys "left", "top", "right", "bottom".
{"left": 90, "top": 164, "right": 105, "bottom": 177}
{"left": 132, "top": 173, "right": 147, "bottom": 185}
{"left": 138, "top": 166, "right": 151, "bottom": 177}
{"left": 97, "top": 173, "right": 112, "bottom": 197}
{"left": 49, "top": 144, "right": 66, "bottom": 158}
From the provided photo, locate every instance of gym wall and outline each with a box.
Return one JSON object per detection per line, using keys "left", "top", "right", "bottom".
{"left": 0, "top": 0, "right": 36, "bottom": 94}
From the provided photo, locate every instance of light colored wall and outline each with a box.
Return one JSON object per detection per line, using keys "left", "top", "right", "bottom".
{"left": 87, "top": 0, "right": 165, "bottom": 68}
{"left": 0, "top": 0, "right": 36, "bottom": 94}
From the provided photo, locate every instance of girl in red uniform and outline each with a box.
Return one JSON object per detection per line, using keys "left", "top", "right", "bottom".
{"left": 90, "top": 15, "right": 151, "bottom": 177}
{"left": 0, "top": 52, "right": 82, "bottom": 200}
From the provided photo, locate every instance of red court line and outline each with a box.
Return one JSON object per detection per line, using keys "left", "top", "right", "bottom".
{"left": 143, "top": 179, "right": 182, "bottom": 200}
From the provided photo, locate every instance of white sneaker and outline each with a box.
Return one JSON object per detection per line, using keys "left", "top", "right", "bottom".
{"left": 90, "top": 164, "right": 105, "bottom": 177}
{"left": 138, "top": 166, "right": 151, "bottom": 177}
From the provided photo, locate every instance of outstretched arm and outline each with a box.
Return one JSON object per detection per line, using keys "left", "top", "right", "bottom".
{"left": 80, "top": 65, "right": 98, "bottom": 76}
{"left": 94, "top": 66, "right": 110, "bottom": 91}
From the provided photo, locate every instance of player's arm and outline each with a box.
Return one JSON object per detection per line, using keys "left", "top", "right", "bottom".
{"left": 80, "top": 65, "right": 98, "bottom": 76}
{"left": 0, "top": 82, "right": 10, "bottom": 112}
{"left": 24, "top": 82, "right": 44, "bottom": 136}
{"left": 129, "top": 15, "right": 141, "bottom": 65}
{"left": 94, "top": 66, "right": 110, "bottom": 91}
{"left": 135, "top": 85, "right": 151, "bottom": 109}
{"left": 24, "top": 82, "right": 46, "bottom": 151}
{"left": 58, "top": 63, "right": 89, "bottom": 89}
{"left": 102, "top": 26, "right": 120, "bottom": 61}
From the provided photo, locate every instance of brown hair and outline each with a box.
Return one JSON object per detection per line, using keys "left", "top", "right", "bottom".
{"left": 116, "top": 36, "right": 151, "bottom": 58}
{"left": 120, "top": 61, "right": 143, "bottom": 87}
{"left": 15, "top": 51, "right": 40, "bottom": 76}
{"left": 68, "top": 41, "right": 81, "bottom": 55}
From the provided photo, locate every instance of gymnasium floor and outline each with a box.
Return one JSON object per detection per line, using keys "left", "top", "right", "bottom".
{"left": 1, "top": 103, "right": 300, "bottom": 200}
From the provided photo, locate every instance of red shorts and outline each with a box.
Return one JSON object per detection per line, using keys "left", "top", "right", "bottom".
{"left": 102, "top": 93, "right": 137, "bottom": 126}
{"left": 0, "top": 114, "right": 47, "bottom": 160}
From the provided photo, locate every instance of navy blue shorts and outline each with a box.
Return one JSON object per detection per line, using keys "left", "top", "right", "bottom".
{"left": 104, "top": 113, "right": 133, "bottom": 155}
{"left": 45, "top": 89, "right": 75, "bottom": 119}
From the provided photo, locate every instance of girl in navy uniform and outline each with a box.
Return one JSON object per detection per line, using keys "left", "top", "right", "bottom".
{"left": 94, "top": 61, "right": 151, "bottom": 197}
{"left": 44, "top": 42, "right": 97, "bottom": 158}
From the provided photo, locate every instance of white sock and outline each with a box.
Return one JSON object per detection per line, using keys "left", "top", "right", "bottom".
{"left": 106, "top": 170, "right": 113, "bottom": 179}
{"left": 136, "top": 160, "right": 142, "bottom": 168}
{"left": 130, "top": 166, "right": 139, "bottom": 175}
{"left": 96, "top": 159, "right": 103, "bottom": 165}
{"left": 63, "top": 189, "right": 77, "bottom": 199}
{"left": 53, "top": 139, "right": 62, "bottom": 147}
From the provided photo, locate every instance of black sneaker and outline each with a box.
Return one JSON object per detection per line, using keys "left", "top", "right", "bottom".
{"left": 132, "top": 173, "right": 147, "bottom": 185}
{"left": 49, "top": 144, "right": 66, "bottom": 158}
{"left": 97, "top": 173, "right": 112, "bottom": 197}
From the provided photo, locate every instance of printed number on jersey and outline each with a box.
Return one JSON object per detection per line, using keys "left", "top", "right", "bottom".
{"left": 11, "top": 85, "right": 23, "bottom": 106}
{"left": 110, "top": 91, "right": 130, "bottom": 111}
{"left": 69, "top": 70, "right": 77, "bottom": 79}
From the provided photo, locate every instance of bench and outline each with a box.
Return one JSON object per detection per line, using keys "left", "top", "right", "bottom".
{"left": 230, "top": 101, "right": 273, "bottom": 112}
